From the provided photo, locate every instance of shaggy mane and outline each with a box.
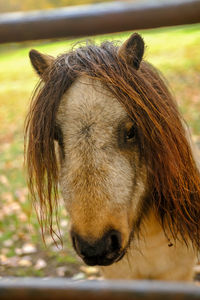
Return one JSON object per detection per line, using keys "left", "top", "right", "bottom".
{"left": 25, "top": 41, "right": 200, "bottom": 247}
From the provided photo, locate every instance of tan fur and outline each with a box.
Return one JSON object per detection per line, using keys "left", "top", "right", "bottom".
{"left": 57, "top": 76, "right": 147, "bottom": 248}
{"left": 56, "top": 76, "right": 196, "bottom": 281}
{"left": 101, "top": 211, "right": 196, "bottom": 281}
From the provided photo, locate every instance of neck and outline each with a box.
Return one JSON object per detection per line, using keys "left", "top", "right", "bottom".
{"left": 100, "top": 209, "right": 196, "bottom": 281}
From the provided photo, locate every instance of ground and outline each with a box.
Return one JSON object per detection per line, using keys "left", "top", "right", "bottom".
{"left": 0, "top": 24, "right": 200, "bottom": 279}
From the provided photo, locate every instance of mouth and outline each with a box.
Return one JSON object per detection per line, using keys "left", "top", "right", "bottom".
{"left": 82, "top": 249, "right": 126, "bottom": 266}
{"left": 71, "top": 228, "right": 132, "bottom": 267}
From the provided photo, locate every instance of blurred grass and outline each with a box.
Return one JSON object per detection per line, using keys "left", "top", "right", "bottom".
{"left": 0, "top": 23, "right": 200, "bottom": 277}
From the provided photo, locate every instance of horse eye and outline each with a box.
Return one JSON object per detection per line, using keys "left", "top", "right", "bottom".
{"left": 125, "top": 125, "right": 136, "bottom": 141}
{"left": 54, "top": 125, "right": 63, "bottom": 145}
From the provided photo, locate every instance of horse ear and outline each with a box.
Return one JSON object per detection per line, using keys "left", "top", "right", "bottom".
{"left": 118, "top": 33, "right": 144, "bottom": 70}
{"left": 29, "top": 49, "right": 54, "bottom": 79}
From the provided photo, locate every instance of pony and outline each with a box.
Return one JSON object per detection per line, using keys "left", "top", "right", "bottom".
{"left": 25, "top": 33, "right": 200, "bottom": 281}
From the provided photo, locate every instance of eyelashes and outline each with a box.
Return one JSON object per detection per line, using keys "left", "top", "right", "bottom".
{"left": 125, "top": 124, "right": 136, "bottom": 142}
{"left": 54, "top": 124, "right": 64, "bottom": 146}
{"left": 117, "top": 119, "right": 138, "bottom": 150}
{"left": 54, "top": 124, "right": 65, "bottom": 159}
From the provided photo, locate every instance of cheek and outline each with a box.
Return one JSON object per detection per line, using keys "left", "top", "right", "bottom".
{"left": 58, "top": 162, "right": 71, "bottom": 211}
{"left": 106, "top": 154, "right": 147, "bottom": 222}
{"left": 105, "top": 154, "right": 135, "bottom": 205}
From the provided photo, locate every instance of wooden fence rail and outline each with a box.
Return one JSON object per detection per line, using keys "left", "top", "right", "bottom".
{"left": 0, "top": 278, "right": 200, "bottom": 300}
{"left": 0, "top": 0, "right": 200, "bottom": 43}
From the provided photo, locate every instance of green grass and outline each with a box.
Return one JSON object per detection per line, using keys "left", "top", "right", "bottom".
{"left": 0, "top": 23, "right": 200, "bottom": 277}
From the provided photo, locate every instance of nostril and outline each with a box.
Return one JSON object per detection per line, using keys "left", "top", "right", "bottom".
{"left": 72, "top": 235, "right": 76, "bottom": 250}
{"left": 71, "top": 233, "right": 76, "bottom": 248}
{"left": 71, "top": 231, "right": 97, "bottom": 257}
{"left": 107, "top": 230, "right": 121, "bottom": 253}
{"left": 71, "top": 232, "right": 81, "bottom": 255}
{"left": 111, "top": 233, "right": 120, "bottom": 251}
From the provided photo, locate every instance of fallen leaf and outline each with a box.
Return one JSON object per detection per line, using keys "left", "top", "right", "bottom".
{"left": 15, "top": 248, "right": 23, "bottom": 255}
{"left": 7, "top": 256, "right": 19, "bottom": 267}
{"left": 34, "top": 259, "right": 47, "bottom": 270}
{"left": 3, "top": 239, "right": 13, "bottom": 247}
{"left": 1, "top": 192, "right": 13, "bottom": 202}
{"left": 21, "top": 243, "right": 37, "bottom": 254}
{"left": 15, "top": 188, "right": 28, "bottom": 204}
{"left": 60, "top": 220, "right": 68, "bottom": 228}
{"left": 1, "top": 248, "right": 9, "bottom": 255}
{"left": 80, "top": 266, "right": 99, "bottom": 276}
{"left": 0, "top": 175, "right": 9, "bottom": 187}
{"left": 0, "top": 254, "right": 9, "bottom": 265}
{"left": 18, "top": 212, "right": 28, "bottom": 222}
{"left": 18, "top": 257, "right": 32, "bottom": 267}
{"left": 56, "top": 266, "right": 68, "bottom": 277}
